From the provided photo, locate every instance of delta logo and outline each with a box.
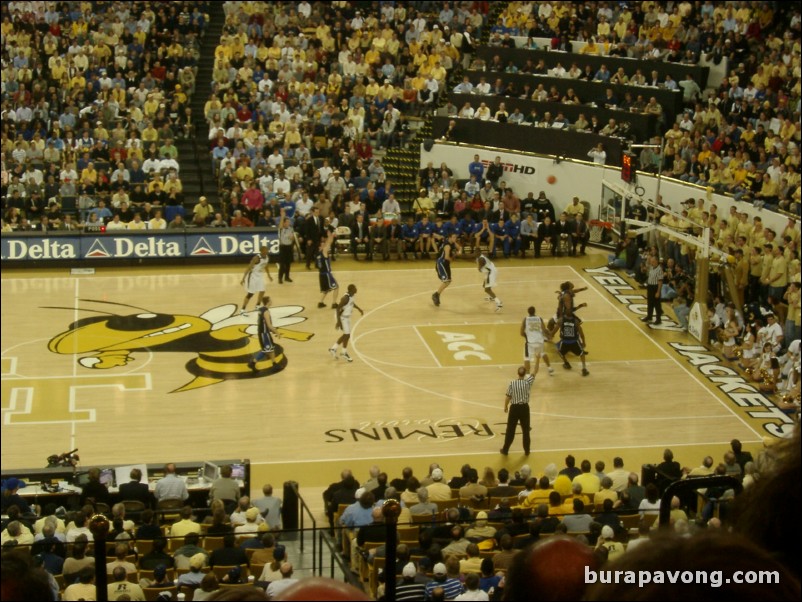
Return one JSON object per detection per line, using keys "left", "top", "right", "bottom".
{"left": 85, "top": 239, "right": 111, "bottom": 258}
{"left": 191, "top": 237, "right": 216, "bottom": 256}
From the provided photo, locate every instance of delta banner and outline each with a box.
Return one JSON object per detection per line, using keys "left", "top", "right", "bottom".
{"left": 1, "top": 230, "right": 279, "bottom": 262}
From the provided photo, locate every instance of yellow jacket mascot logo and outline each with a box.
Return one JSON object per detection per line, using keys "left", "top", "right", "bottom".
{"left": 47, "top": 300, "right": 313, "bottom": 392}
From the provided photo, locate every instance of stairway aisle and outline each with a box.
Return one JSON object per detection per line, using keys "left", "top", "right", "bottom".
{"left": 183, "top": 2, "right": 225, "bottom": 211}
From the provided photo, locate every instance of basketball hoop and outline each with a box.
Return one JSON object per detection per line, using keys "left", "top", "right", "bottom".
{"left": 589, "top": 220, "right": 612, "bottom": 243}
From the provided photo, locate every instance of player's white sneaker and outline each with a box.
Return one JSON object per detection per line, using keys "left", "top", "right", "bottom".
{"left": 548, "top": 367, "right": 555, "bottom": 376}
{"left": 342, "top": 352, "right": 353, "bottom": 362}
{"left": 329, "top": 347, "right": 337, "bottom": 359}
{"left": 495, "top": 303, "right": 503, "bottom": 312}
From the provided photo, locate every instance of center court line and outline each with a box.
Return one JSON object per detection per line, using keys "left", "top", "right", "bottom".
{"left": 570, "top": 266, "right": 763, "bottom": 440}
{"left": 412, "top": 326, "right": 443, "bottom": 368}
{"left": 247, "top": 440, "right": 747, "bottom": 465}
{"left": 70, "top": 279, "right": 79, "bottom": 450}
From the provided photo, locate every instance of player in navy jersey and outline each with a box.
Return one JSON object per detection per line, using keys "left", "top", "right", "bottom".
{"left": 547, "top": 281, "right": 588, "bottom": 340}
{"left": 316, "top": 232, "right": 339, "bottom": 308}
{"left": 556, "top": 309, "right": 589, "bottom": 376}
{"left": 433, "top": 232, "right": 460, "bottom": 306}
{"left": 248, "top": 297, "right": 280, "bottom": 371}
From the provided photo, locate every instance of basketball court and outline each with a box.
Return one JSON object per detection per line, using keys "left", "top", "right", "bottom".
{"left": 1, "top": 253, "right": 769, "bottom": 514}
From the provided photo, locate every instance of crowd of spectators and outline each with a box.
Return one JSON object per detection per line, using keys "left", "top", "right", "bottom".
{"left": 440, "top": 1, "right": 800, "bottom": 214}
{"left": 0, "top": 465, "right": 286, "bottom": 600}
{"left": 4, "top": 432, "right": 798, "bottom": 600}
{"left": 322, "top": 432, "right": 800, "bottom": 599}
{"left": 1, "top": 1, "right": 209, "bottom": 232}
{"left": 602, "top": 193, "right": 800, "bottom": 412}
{"left": 198, "top": 0, "right": 488, "bottom": 233}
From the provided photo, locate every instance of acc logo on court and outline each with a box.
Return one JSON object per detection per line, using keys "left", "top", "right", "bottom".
{"left": 46, "top": 300, "right": 314, "bottom": 392}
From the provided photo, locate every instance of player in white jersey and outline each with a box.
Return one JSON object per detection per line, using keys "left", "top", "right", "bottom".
{"left": 478, "top": 254, "right": 502, "bottom": 311}
{"left": 330, "top": 284, "right": 364, "bottom": 362}
{"left": 240, "top": 245, "right": 274, "bottom": 314}
{"left": 521, "top": 306, "right": 554, "bottom": 376}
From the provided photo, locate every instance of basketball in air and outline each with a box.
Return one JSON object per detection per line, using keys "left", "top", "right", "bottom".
{"left": 547, "top": 175, "right": 557, "bottom": 184}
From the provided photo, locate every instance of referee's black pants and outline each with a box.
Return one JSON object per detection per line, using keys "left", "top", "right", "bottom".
{"left": 279, "top": 244, "right": 294, "bottom": 282}
{"left": 501, "top": 403, "right": 531, "bottom": 454}
{"left": 646, "top": 284, "right": 662, "bottom": 320}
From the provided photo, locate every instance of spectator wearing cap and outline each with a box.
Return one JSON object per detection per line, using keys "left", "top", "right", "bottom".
{"left": 173, "top": 533, "right": 207, "bottom": 570}
{"left": 326, "top": 170, "right": 347, "bottom": 202}
{"left": 425, "top": 468, "right": 452, "bottom": 502}
{"left": 222, "top": 565, "right": 244, "bottom": 584}
{"left": 465, "top": 512, "right": 496, "bottom": 541}
{"left": 231, "top": 496, "right": 264, "bottom": 527}
{"left": 139, "top": 562, "right": 173, "bottom": 589}
{"left": 177, "top": 553, "right": 208, "bottom": 587}
{"left": 234, "top": 507, "right": 264, "bottom": 534}
{"left": 425, "top": 560, "right": 464, "bottom": 600}
{"left": 192, "top": 196, "right": 213, "bottom": 226}
{"left": 595, "top": 525, "right": 625, "bottom": 561}
{"left": 1, "top": 478, "right": 31, "bottom": 514}
{"left": 258, "top": 543, "right": 287, "bottom": 583}
{"left": 397, "top": 561, "right": 427, "bottom": 599}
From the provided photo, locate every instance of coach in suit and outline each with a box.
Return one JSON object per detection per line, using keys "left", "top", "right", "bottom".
{"left": 535, "top": 216, "right": 555, "bottom": 258}
{"left": 350, "top": 214, "right": 371, "bottom": 260}
{"left": 118, "top": 468, "right": 153, "bottom": 509}
{"left": 553, "top": 212, "right": 572, "bottom": 257}
{"left": 304, "top": 206, "right": 325, "bottom": 269}
{"left": 435, "top": 194, "right": 454, "bottom": 218}
{"left": 571, "top": 214, "right": 590, "bottom": 256}
{"left": 370, "top": 219, "right": 388, "bottom": 261}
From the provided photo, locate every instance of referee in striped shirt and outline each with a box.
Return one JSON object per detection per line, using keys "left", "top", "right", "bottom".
{"left": 500, "top": 366, "right": 535, "bottom": 456}
{"left": 641, "top": 255, "right": 664, "bottom": 325}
